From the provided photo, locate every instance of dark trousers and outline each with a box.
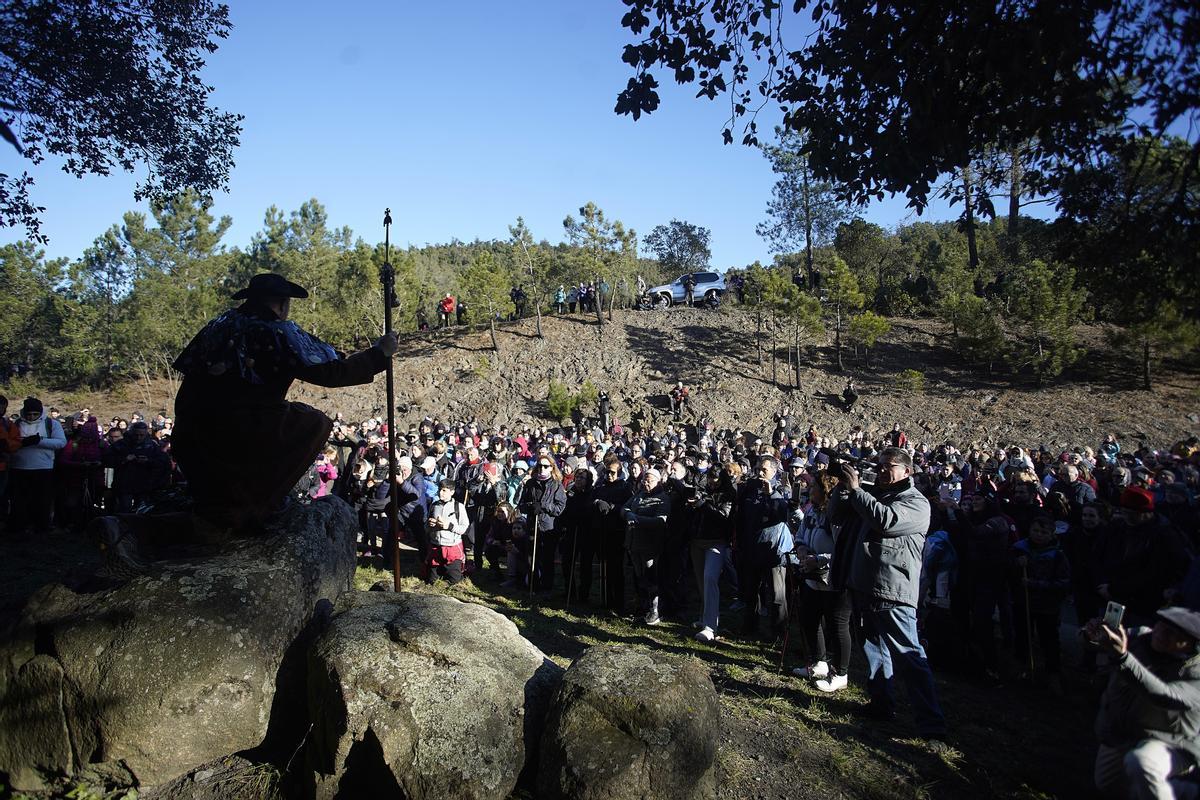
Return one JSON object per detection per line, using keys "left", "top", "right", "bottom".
{"left": 739, "top": 556, "right": 787, "bottom": 635}
{"left": 658, "top": 533, "right": 689, "bottom": 616}
{"left": 8, "top": 469, "right": 54, "bottom": 534}
{"left": 969, "top": 574, "right": 1012, "bottom": 671}
{"left": 467, "top": 506, "right": 492, "bottom": 570}
{"left": 1014, "top": 605, "right": 1063, "bottom": 674}
{"left": 628, "top": 529, "right": 663, "bottom": 614}
{"left": 532, "top": 529, "right": 559, "bottom": 592}
{"left": 601, "top": 527, "right": 626, "bottom": 613}
{"left": 561, "top": 527, "right": 598, "bottom": 604}
{"left": 801, "top": 584, "right": 852, "bottom": 675}
{"left": 427, "top": 557, "right": 464, "bottom": 585}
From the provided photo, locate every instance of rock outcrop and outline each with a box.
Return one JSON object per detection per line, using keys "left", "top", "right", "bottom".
{"left": 0, "top": 498, "right": 357, "bottom": 791}
{"left": 306, "top": 591, "right": 563, "bottom": 800}
{"left": 537, "top": 645, "right": 720, "bottom": 800}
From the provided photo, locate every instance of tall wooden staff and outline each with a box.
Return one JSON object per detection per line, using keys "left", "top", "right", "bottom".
{"left": 381, "top": 209, "right": 402, "bottom": 592}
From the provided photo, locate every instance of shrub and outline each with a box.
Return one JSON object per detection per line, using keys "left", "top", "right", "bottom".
{"left": 546, "top": 379, "right": 574, "bottom": 422}
{"left": 897, "top": 369, "right": 926, "bottom": 393}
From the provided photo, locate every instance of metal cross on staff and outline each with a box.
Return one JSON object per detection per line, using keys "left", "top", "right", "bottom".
{"left": 380, "top": 209, "right": 403, "bottom": 592}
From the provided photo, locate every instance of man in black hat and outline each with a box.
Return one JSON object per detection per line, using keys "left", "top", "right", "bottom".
{"left": 168, "top": 272, "right": 398, "bottom": 533}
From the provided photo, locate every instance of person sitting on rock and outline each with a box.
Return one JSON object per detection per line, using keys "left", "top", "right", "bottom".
{"left": 427, "top": 479, "right": 470, "bottom": 584}
{"left": 842, "top": 380, "right": 858, "bottom": 412}
{"left": 89, "top": 274, "right": 398, "bottom": 573}
{"left": 169, "top": 273, "right": 398, "bottom": 534}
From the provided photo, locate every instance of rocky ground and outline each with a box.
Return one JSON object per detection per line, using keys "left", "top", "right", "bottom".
{"left": 34, "top": 306, "right": 1199, "bottom": 451}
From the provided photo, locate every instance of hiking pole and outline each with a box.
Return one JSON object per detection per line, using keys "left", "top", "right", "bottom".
{"left": 600, "top": 539, "right": 608, "bottom": 608}
{"left": 381, "top": 208, "right": 402, "bottom": 592}
{"left": 779, "top": 565, "right": 793, "bottom": 671}
{"left": 1022, "top": 563, "right": 1035, "bottom": 679}
{"left": 529, "top": 511, "right": 540, "bottom": 602}
{"left": 566, "top": 527, "right": 580, "bottom": 610}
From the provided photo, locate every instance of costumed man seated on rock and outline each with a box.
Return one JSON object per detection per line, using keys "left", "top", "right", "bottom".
{"left": 93, "top": 273, "right": 399, "bottom": 566}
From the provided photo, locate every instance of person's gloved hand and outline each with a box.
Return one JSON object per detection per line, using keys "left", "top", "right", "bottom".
{"left": 594, "top": 499, "right": 613, "bottom": 514}
{"left": 20, "top": 434, "right": 40, "bottom": 448}
{"left": 375, "top": 332, "right": 399, "bottom": 357}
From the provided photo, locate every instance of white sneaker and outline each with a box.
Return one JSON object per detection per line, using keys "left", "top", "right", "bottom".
{"left": 694, "top": 627, "right": 715, "bottom": 643}
{"left": 815, "top": 673, "right": 848, "bottom": 693}
{"left": 791, "top": 661, "right": 829, "bottom": 679}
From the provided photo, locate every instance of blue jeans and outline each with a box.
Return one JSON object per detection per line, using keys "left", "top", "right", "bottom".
{"left": 856, "top": 595, "right": 947, "bottom": 736}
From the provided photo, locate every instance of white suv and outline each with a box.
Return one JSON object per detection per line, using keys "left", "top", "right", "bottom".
{"left": 649, "top": 271, "right": 725, "bottom": 306}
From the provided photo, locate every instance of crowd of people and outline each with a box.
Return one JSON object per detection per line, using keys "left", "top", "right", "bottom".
{"left": 3, "top": 387, "right": 1200, "bottom": 794}
{"left": 307, "top": 406, "right": 1199, "bottom": 791}
{"left": 0, "top": 395, "right": 174, "bottom": 536}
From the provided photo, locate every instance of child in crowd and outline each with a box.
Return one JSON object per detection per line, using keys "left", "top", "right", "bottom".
{"left": 426, "top": 479, "right": 469, "bottom": 584}
{"left": 311, "top": 446, "right": 338, "bottom": 499}
{"left": 1012, "top": 514, "right": 1071, "bottom": 687}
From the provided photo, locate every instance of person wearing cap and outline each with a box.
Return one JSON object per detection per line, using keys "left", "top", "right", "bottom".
{"left": 1090, "top": 606, "right": 1200, "bottom": 799}
{"left": 1095, "top": 487, "right": 1192, "bottom": 626}
{"left": 167, "top": 273, "right": 398, "bottom": 534}
{"left": 417, "top": 455, "right": 441, "bottom": 502}
{"left": 828, "top": 447, "right": 947, "bottom": 743}
{"left": 8, "top": 397, "right": 66, "bottom": 536}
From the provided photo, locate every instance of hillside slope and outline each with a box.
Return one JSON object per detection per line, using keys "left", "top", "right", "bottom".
{"left": 46, "top": 307, "right": 1199, "bottom": 449}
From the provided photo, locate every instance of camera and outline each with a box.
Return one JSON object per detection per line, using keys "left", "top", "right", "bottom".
{"left": 818, "top": 447, "right": 877, "bottom": 486}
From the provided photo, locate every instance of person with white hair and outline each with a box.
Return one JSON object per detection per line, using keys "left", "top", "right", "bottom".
{"left": 621, "top": 467, "right": 673, "bottom": 625}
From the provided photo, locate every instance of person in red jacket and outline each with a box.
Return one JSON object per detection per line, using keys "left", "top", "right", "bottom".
{"left": 0, "top": 395, "right": 22, "bottom": 523}
{"left": 438, "top": 293, "right": 457, "bottom": 328}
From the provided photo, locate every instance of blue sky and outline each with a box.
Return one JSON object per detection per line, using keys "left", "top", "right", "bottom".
{"left": 4, "top": 1, "right": 970, "bottom": 270}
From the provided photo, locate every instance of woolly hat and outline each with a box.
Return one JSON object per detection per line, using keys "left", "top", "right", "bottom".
{"left": 1119, "top": 486, "right": 1155, "bottom": 513}
{"left": 645, "top": 467, "right": 662, "bottom": 482}
{"left": 21, "top": 397, "right": 42, "bottom": 415}
{"left": 420, "top": 456, "right": 437, "bottom": 473}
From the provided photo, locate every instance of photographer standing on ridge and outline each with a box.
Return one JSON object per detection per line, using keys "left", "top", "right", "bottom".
{"left": 829, "top": 446, "right": 949, "bottom": 746}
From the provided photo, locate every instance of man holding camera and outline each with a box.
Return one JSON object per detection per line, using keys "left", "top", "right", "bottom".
{"left": 830, "top": 446, "right": 948, "bottom": 744}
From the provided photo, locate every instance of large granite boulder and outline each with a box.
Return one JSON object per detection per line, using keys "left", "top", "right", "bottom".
{"left": 537, "top": 645, "right": 720, "bottom": 800}
{"left": 0, "top": 498, "right": 357, "bottom": 791}
{"left": 306, "top": 591, "right": 563, "bottom": 800}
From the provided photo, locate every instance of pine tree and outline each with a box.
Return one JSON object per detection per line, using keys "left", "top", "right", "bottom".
{"left": 823, "top": 255, "right": 864, "bottom": 371}
{"left": 460, "top": 251, "right": 514, "bottom": 352}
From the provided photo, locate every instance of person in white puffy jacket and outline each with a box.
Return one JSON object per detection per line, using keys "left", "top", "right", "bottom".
{"left": 426, "top": 479, "right": 470, "bottom": 584}
{"left": 9, "top": 397, "right": 66, "bottom": 536}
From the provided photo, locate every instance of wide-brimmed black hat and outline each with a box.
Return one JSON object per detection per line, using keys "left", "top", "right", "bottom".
{"left": 232, "top": 273, "right": 309, "bottom": 300}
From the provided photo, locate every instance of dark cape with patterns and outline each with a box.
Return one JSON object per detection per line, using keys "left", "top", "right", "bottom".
{"left": 171, "top": 300, "right": 388, "bottom": 529}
